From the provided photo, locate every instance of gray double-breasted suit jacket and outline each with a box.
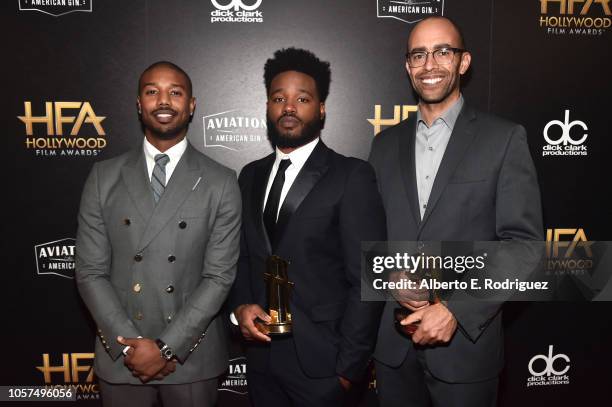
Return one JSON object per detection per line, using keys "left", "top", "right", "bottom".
{"left": 75, "top": 142, "right": 241, "bottom": 384}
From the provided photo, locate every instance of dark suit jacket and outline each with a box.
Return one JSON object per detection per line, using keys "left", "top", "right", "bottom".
{"left": 76, "top": 143, "right": 241, "bottom": 384}
{"left": 369, "top": 104, "right": 543, "bottom": 383}
{"left": 229, "top": 141, "right": 387, "bottom": 382}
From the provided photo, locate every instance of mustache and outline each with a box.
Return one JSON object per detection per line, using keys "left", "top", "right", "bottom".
{"left": 152, "top": 108, "right": 177, "bottom": 115}
{"left": 279, "top": 112, "right": 302, "bottom": 122}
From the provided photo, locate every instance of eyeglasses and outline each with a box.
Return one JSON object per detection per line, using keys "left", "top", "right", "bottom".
{"left": 405, "top": 47, "right": 465, "bottom": 67}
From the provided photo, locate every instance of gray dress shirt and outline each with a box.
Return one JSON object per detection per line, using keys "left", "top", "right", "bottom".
{"left": 415, "top": 95, "right": 464, "bottom": 219}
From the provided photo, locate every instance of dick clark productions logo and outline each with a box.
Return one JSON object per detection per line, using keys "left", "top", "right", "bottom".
{"left": 526, "top": 345, "right": 570, "bottom": 387}
{"left": 210, "top": 0, "right": 263, "bottom": 23}
{"left": 542, "top": 110, "right": 588, "bottom": 157}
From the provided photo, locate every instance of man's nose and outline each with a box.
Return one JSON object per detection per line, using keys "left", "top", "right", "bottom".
{"left": 157, "top": 92, "right": 170, "bottom": 106}
{"left": 423, "top": 52, "right": 436, "bottom": 70}
{"left": 283, "top": 102, "right": 296, "bottom": 114}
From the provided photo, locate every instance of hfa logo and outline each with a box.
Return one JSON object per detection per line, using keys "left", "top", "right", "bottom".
{"left": 377, "top": 0, "right": 444, "bottom": 24}
{"left": 34, "top": 238, "right": 76, "bottom": 279}
{"left": 539, "top": 0, "right": 611, "bottom": 36}
{"left": 18, "top": 101, "right": 107, "bottom": 157}
{"left": 542, "top": 110, "right": 588, "bottom": 157}
{"left": 368, "top": 105, "right": 418, "bottom": 135}
{"left": 36, "top": 353, "right": 100, "bottom": 400}
{"left": 526, "top": 345, "right": 570, "bottom": 387}
{"left": 545, "top": 229, "right": 594, "bottom": 274}
{"left": 210, "top": 0, "right": 263, "bottom": 23}
{"left": 18, "top": 0, "right": 93, "bottom": 17}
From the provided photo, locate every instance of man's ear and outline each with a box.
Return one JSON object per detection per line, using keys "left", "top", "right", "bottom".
{"left": 189, "top": 97, "right": 196, "bottom": 116}
{"left": 459, "top": 51, "right": 471, "bottom": 75}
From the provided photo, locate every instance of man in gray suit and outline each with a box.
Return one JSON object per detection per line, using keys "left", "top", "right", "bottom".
{"left": 369, "top": 17, "right": 543, "bottom": 406}
{"left": 76, "top": 61, "right": 241, "bottom": 407}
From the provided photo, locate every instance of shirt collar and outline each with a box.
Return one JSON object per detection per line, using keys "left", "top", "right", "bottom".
{"left": 143, "top": 136, "right": 188, "bottom": 164}
{"left": 274, "top": 137, "right": 320, "bottom": 168}
{"left": 417, "top": 94, "right": 464, "bottom": 130}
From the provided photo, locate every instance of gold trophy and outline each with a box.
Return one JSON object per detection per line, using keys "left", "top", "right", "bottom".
{"left": 255, "top": 255, "right": 294, "bottom": 335}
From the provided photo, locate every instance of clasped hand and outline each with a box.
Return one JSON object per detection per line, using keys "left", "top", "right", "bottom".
{"left": 117, "top": 337, "right": 177, "bottom": 383}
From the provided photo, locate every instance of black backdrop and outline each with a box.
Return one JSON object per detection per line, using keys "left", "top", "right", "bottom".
{"left": 4, "top": 0, "right": 611, "bottom": 405}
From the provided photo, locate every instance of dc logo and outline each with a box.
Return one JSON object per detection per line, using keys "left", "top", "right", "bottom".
{"left": 528, "top": 345, "right": 570, "bottom": 377}
{"left": 543, "top": 109, "right": 588, "bottom": 146}
{"left": 211, "top": 0, "right": 262, "bottom": 11}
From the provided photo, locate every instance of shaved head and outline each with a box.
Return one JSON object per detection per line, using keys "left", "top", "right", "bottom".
{"left": 408, "top": 16, "right": 465, "bottom": 52}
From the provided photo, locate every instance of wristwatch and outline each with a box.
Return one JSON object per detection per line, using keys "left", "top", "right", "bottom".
{"left": 155, "top": 339, "right": 174, "bottom": 360}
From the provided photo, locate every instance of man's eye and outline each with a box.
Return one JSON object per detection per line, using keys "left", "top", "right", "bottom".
{"left": 145, "top": 89, "right": 157, "bottom": 95}
{"left": 297, "top": 97, "right": 309, "bottom": 103}
{"left": 437, "top": 49, "right": 451, "bottom": 57}
{"left": 170, "top": 90, "right": 182, "bottom": 96}
{"left": 412, "top": 53, "right": 425, "bottom": 61}
{"left": 273, "top": 97, "right": 285, "bottom": 103}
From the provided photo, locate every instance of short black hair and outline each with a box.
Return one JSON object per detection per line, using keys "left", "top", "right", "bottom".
{"left": 138, "top": 61, "right": 193, "bottom": 96}
{"left": 264, "top": 47, "right": 331, "bottom": 102}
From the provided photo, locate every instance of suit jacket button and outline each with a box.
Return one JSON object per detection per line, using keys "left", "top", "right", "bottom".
{"left": 168, "top": 255, "right": 176, "bottom": 263}
{"left": 179, "top": 220, "right": 187, "bottom": 229}
{"left": 134, "top": 253, "right": 143, "bottom": 262}
{"left": 166, "top": 285, "right": 174, "bottom": 293}
{"left": 133, "top": 283, "right": 142, "bottom": 293}
{"left": 167, "top": 315, "right": 172, "bottom": 322}
{"left": 123, "top": 218, "right": 131, "bottom": 226}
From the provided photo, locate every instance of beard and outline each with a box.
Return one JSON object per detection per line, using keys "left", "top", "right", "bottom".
{"left": 267, "top": 113, "right": 323, "bottom": 149}
{"left": 141, "top": 110, "right": 190, "bottom": 140}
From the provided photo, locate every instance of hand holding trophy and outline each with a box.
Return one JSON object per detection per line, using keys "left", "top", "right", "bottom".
{"left": 391, "top": 267, "right": 441, "bottom": 338}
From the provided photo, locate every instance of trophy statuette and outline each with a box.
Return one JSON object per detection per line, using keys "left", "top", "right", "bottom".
{"left": 255, "top": 255, "right": 294, "bottom": 335}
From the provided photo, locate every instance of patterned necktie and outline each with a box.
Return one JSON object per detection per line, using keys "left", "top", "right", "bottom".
{"left": 263, "top": 159, "right": 292, "bottom": 243}
{"left": 151, "top": 153, "right": 170, "bottom": 203}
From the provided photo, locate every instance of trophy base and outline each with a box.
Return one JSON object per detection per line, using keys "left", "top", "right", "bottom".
{"left": 255, "top": 319, "right": 292, "bottom": 336}
{"left": 393, "top": 307, "right": 420, "bottom": 338}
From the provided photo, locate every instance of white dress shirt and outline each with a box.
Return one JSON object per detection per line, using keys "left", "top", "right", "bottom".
{"left": 143, "top": 136, "right": 188, "bottom": 184}
{"left": 263, "top": 137, "right": 320, "bottom": 219}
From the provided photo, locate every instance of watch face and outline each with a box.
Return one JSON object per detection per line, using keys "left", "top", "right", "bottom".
{"left": 163, "top": 348, "right": 173, "bottom": 359}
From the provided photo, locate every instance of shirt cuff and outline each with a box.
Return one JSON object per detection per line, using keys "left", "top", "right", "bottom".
{"left": 229, "top": 312, "right": 239, "bottom": 326}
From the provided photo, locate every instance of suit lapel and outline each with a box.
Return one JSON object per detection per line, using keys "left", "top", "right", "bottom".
{"left": 138, "top": 144, "right": 203, "bottom": 250}
{"left": 418, "top": 105, "right": 477, "bottom": 233}
{"left": 274, "top": 141, "right": 330, "bottom": 250}
{"left": 121, "top": 148, "right": 155, "bottom": 222}
{"left": 251, "top": 154, "right": 275, "bottom": 254}
{"left": 398, "top": 116, "right": 422, "bottom": 229}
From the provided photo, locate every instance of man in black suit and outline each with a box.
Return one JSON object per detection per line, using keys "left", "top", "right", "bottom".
{"left": 369, "top": 17, "right": 543, "bottom": 407}
{"left": 229, "top": 47, "right": 386, "bottom": 406}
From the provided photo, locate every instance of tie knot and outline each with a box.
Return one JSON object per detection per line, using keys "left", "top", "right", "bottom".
{"left": 155, "top": 154, "right": 170, "bottom": 167}
{"left": 278, "top": 158, "right": 291, "bottom": 173}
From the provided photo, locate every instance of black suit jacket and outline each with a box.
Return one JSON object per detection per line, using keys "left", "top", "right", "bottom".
{"left": 369, "top": 104, "right": 543, "bottom": 383}
{"left": 229, "top": 141, "right": 387, "bottom": 381}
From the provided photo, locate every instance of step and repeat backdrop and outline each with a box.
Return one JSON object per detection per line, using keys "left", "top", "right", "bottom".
{"left": 4, "top": 0, "right": 611, "bottom": 405}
